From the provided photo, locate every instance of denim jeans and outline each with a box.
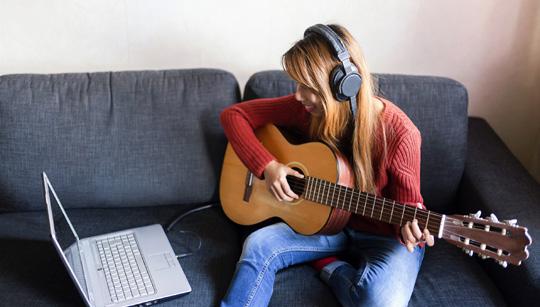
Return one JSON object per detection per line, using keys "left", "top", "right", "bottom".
{"left": 221, "top": 222, "right": 424, "bottom": 307}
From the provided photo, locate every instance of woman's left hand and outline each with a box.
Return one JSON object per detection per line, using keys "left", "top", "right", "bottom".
{"left": 401, "top": 219, "right": 435, "bottom": 253}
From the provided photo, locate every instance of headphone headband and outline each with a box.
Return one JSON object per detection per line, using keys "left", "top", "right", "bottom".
{"left": 304, "top": 24, "right": 349, "bottom": 61}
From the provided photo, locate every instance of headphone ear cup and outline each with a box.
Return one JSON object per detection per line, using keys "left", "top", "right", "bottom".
{"left": 330, "top": 66, "right": 348, "bottom": 101}
{"left": 341, "top": 72, "right": 362, "bottom": 98}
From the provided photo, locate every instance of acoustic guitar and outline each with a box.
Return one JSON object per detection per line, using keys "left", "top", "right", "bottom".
{"left": 219, "top": 124, "right": 531, "bottom": 267}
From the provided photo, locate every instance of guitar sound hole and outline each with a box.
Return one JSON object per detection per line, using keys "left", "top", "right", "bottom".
{"left": 287, "top": 167, "right": 305, "bottom": 196}
{"left": 291, "top": 167, "right": 304, "bottom": 176}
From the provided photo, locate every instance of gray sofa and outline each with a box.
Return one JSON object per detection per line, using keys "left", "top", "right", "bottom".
{"left": 0, "top": 69, "right": 538, "bottom": 306}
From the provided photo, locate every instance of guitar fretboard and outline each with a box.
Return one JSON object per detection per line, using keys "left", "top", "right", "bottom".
{"left": 289, "top": 176, "right": 441, "bottom": 234}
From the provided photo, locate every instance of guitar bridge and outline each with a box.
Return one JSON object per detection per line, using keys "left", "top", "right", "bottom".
{"left": 243, "top": 171, "right": 254, "bottom": 202}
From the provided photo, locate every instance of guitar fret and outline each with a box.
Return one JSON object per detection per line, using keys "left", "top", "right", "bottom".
{"left": 315, "top": 179, "right": 321, "bottom": 204}
{"left": 413, "top": 207, "right": 418, "bottom": 221}
{"left": 370, "top": 196, "right": 376, "bottom": 218}
{"left": 348, "top": 189, "right": 353, "bottom": 213}
{"left": 321, "top": 180, "right": 328, "bottom": 205}
{"left": 336, "top": 185, "right": 341, "bottom": 209}
{"left": 379, "top": 198, "right": 385, "bottom": 221}
{"left": 336, "top": 185, "right": 342, "bottom": 209}
{"left": 311, "top": 178, "right": 316, "bottom": 201}
{"left": 319, "top": 179, "right": 325, "bottom": 204}
{"left": 400, "top": 204, "right": 406, "bottom": 225}
{"left": 344, "top": 188, "right": 349, "bottom": 211}
{"left": 426, "top": 210, "right": 430, "bottom": 230}
{"left": 305, "top": 177, "right": 311, "bottom": 200}
{"left": 336, "top": 183, "right": 343, "bottom": 209}
{"left": 317, "top": 179, "right": 323, "bottom": 203}
{"left": 343, "top": 187, "right": 347, "bottom": 207}
{"left": 325, "top": 180, "right": 331, "bottom": 206}
{"left": 342, "top": 188, "right": 349, "bottom": 209}
{"left": 354, "top": 190, "right": 360, "bottom": 214}
{"left": 390, "top": 201, "right": 395, "bottom": 224}
{"left": 362, "top": 193, "right": 368, "bottom": 216}
{"left": 344, "top": 187, "right": 348, "bottom": 207}
{"left": 330, "top": 181, "right": 336, "bottom": 208}
{"left": 318, "top": 180, "right": 323, "bottom": 205}
{"left": 312, "top": 178, "right": 317, "bottom": 203}
{"left": 319, "top": 179, "right": 324, "bottom": 204}
{"left": 309, "top": 177, "right": 315, "bottom": 201}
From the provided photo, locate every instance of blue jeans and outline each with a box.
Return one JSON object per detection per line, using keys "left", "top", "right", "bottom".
{"left": 221, "top": 222, "right": 424, "bottom": 307}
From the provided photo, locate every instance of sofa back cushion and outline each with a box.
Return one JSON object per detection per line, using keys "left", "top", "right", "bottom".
{"left": 244, "top": 71, "right": 468, "bottom": 213}
{"left": 0, "top": 69, "right": 239, "bottom": 212}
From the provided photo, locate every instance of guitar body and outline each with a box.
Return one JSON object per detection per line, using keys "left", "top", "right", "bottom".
{"left": 220, "top": 124, "right": 353, "bottom": 235}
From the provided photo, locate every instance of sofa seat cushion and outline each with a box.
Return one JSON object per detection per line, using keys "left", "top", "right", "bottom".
{"left": 410, "top": 241, "right": 506, "bottom": 306}
{"left": 270, "top": 265, "right": 340, "bottom": 307}
{"left": 0, "top": 205, "right": 241, "bottom": 306}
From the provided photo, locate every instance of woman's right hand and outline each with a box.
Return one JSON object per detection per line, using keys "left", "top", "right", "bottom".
{"left": 263, "top": 160, "right": 304, "bottom": 202}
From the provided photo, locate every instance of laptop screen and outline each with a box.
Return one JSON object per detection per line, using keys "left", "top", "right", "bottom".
{"left": 44, "top": 173, "right": 90, "bottom": 303}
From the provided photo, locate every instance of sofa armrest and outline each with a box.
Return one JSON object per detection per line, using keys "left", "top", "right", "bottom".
{"left": 456, "top": 117, "right": 540, "bottom": 305}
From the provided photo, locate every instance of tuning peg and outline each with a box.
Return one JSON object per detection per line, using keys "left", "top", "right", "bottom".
{"left": 469, "top": 210, "right": 482, "bottom": 218}
{"left": 504, "top": 219, "right": 517, "bottom": 226}
{"left": 488, "top": 213, "right": 499, "bottom": 222}
{"left": 481, "top": 255, "right": 490, "bottom": 260}
{"left": 498, "top": 260, "right": 508, "bottom": 268}
{"left": 463, "top": 248, "right": 474, "bottom": 256}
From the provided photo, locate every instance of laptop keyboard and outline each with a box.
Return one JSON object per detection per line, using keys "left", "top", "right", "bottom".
{"left": 96, "top": 233, "right": 156, "bottom": 302}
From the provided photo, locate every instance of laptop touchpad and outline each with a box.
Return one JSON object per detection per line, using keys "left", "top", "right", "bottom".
{"left": 148, "top": 254, "right": 171, "bottom": 271}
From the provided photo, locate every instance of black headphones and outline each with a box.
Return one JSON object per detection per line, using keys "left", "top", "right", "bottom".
{"left": 304, "top": 24, "right": 362, "bottom": 117}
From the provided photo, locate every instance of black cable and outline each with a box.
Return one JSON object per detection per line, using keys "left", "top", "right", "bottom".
{"left": 165, "top": 202, "right": 217, "bottom": 232}
{"left": 164, "top": 202, "right": 218, "bottom": 259}
{"left": 171, "top": 230, "right": 202, "bottom": 259}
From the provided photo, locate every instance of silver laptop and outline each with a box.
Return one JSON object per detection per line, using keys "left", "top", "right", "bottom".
{"left": 43, "top": 172, "right": 191, "bottom": 307}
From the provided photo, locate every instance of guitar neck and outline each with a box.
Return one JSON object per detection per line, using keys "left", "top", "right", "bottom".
{"left": 289, "top": 176, "right": 442, "bottom": 235}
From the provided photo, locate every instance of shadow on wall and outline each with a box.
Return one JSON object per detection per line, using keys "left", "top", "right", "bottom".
{"left": 521, "top": 1, "right": 540, "bottom": 183}
{"left": 511, "top": 0, "right": 540, "bottom": 183}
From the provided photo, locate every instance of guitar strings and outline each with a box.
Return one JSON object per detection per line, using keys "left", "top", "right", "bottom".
{"left": 286, "top": 178, "right": 495, "bottom": 231}
{"left": 289, "top": 177, "right": 505, "bottom": 232}
{"left": 288, "top": 176, "right": 435, "bottom": 217}
{"left": 289, "top": 180, "right": 436, "bottom": 225}
{"left": 286, "top": 181, "right": 442, "bottom": 233}
{"left": 296, "top": 181, "right": 495, "bottom": 232}
{"left": 286, "top": 178, "right": 437, "bottom": 221}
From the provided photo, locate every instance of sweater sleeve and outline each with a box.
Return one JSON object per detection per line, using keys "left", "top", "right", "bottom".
{"left": 220, "top": 94, "right": 310, "bottom": 178}
{"left": 386, "top": 129, "right": 426, "bottom": 244}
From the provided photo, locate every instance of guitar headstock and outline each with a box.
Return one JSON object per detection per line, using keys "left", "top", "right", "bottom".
{"left": 442, "top": 211, "right": 532, "bottom": 267}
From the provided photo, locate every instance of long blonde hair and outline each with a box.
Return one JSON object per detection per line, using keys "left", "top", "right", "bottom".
{"left": 282, "top": 24, "right": 385, "bottom": 194}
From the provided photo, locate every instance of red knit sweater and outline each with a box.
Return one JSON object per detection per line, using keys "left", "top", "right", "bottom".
{"left": 220, "top": 94, "right": 425, "bottom": 241}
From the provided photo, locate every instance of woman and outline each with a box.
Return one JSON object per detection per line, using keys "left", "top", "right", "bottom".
{"left": 220, "top": 24, "right": 434, "bottom": 307}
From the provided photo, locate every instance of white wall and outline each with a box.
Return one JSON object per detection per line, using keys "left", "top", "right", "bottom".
{"left": 1, "top": 0, "right": 539, "bottom": 182}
